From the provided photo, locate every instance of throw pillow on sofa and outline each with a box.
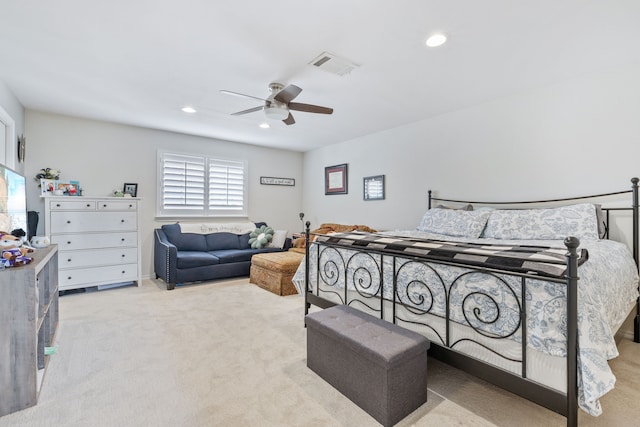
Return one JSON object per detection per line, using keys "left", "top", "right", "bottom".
{"left": 267, "top": 230, "right": 288, "bottom": 249}
{"left": 249, "top": 225, "right": 274, "bottom": 249}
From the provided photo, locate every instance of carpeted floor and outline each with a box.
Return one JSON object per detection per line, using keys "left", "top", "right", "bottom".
{"left": 1, "top": 278, "right": 638, "bottom": 426}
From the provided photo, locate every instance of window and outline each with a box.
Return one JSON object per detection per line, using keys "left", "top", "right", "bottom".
{"left": 157, "top": 151, "right": 247, "bottom": 217}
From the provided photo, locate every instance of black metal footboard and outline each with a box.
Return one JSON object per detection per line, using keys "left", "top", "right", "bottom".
{"left": 303, "top": 225, "right": 580, "bottom": 426}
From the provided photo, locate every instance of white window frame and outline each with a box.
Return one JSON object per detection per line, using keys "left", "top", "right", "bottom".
{"left": 157, "top": 150, "right": 248, "bottom": 218}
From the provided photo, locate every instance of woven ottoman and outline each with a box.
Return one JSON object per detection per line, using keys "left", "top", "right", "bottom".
{"left": 250, "top": 251, "right": 304, "bottom": 296}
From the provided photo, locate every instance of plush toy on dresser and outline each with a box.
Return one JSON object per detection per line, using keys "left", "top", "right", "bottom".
{"left": 0, "top": 233, "right": 33, "bottom": 267}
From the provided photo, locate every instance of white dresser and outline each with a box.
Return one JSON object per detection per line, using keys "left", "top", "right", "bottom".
{"left": 43, "top": 196, "right": 141, "bottom": 291}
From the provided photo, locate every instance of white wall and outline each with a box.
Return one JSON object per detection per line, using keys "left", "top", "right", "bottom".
{"left": 25, "top": 110, "right": 304, "bottom": 278}
{"left": 0, "top": 80, "right": 25, "bottom": 173}
{"left": 302, "top": 64, "right": 640, "bottom": 231}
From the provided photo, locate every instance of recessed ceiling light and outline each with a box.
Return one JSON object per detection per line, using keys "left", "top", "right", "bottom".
{"left": 259, "top": 123, "right": 270, "bottom": 129}
{"left": 426, "top": 33, "right": 447, "bottom": 47}
{"left": 181, "top": 106, "right": 197, "bottom": 113}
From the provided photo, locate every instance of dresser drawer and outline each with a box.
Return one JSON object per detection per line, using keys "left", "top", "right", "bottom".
{"left": 59, "top": 264, "right": 138, "bottom": 289}
{"left": 49, "top": 200, "right": 96, "bottom": 210}
{"left": 58, "top": 247, "right": 138, "bottom": 269}
{"left": 50, "top": 211, "right": 137, "bottom": 233}
{"left": 51, "top": 232, "right": 137, "bottom": 250}
{"left": 97, "top": 200, "right": 138, "bottom": 211}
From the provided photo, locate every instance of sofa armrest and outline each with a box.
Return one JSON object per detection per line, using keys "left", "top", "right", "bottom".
{"left": 154, "top": 228, "right": 178, "bottom": 290}
{"left": 283, "top": 237, "right": 293, "bottom": 251}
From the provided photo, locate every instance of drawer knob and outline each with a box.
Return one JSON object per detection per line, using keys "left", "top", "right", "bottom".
{"left": 121, "top": 219, "right": 125, "bottom": 223}
{"left": 56, "top": 203, "right": 61, "bottom": 207}
{"left": 122, "top": 270, "right": 125, "bottom": 274}
{"left": 129, "top": 204, "right": 133, "bottom": 208}
{"left": 67, "top": 241, "right": 71, "bottom": 245}
{"left": 67, "top": 276, "right": 72, "bottom": 280}
{"left": 121, "top": 238, "right": 125, "bottom": 242}
{"left": 67, "top": 220, "right": 71, "bottom": 224}
{"left": 86, "top": 204, "right": 91, "bottom": 207}
{"left": 121, "top": 254, "right": 125, "bottom": 257}
{"left": 67, "top": 259, "right": 72, "bottom": 262}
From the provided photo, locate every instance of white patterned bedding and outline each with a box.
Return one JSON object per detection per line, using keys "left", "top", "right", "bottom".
{"left": 293, "top": 229, "right": 639, "bottom": 416}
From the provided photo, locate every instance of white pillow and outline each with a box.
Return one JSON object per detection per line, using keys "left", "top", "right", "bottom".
{"left": 267, "top": 230, "right": 288, "bottom": 249}
{"left": 482, "top": 203, "right": 600, "bottom": 240}
{"left": 416, "top": 209, "right": 491, "bottom": 238}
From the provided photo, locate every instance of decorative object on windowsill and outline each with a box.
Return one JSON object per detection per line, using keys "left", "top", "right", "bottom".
{"left": 34, "top": 168, "right": 60, "bottom": 186}
{"left": 123, "top": 183, "right": 138, "bottom": 197}
{"left": 249, "top": 225, "right": 274, "bottom": 249}
{"left": 299, "top": 212, "right": 305, "bottom": 232}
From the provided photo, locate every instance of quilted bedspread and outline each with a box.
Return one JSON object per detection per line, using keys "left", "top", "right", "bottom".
{"left": 294, "top": 230, "right": 639, "bottom": 416}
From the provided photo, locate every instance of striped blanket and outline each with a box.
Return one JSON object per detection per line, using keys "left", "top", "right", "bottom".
{"left": 314, "top": 232, "right": 588, "bottom": 278}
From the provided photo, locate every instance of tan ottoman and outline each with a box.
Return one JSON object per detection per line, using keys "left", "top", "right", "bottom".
{"left": 250, "top": 251, "right": 304, "bottom": 296}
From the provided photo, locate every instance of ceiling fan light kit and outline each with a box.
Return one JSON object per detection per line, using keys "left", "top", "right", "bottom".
{"left": 264, "top": 104, "right": 290, "bottom": 120}
{"left": 221, "top": 82, "right": 333, "bottom": 126}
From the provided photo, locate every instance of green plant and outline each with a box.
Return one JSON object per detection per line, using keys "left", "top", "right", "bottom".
{"left": 34, "top": 168, "right": 60, "bottom": 185}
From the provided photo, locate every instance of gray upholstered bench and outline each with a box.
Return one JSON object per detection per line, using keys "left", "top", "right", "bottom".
{"left": 305, "top": 305, "right": 430, "bottom": 427}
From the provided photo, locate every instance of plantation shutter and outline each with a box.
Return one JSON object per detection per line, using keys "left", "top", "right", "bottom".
{"left": 161, "top": 153, "right": 205, "bottom": 213}
{"left": 209, "top": 159, "right": 245, "bottom": 212}
{"left": 158, "top": 151, "right": 247, "bottom": 217}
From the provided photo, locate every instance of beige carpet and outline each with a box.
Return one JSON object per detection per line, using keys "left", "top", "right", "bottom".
{"left": 1, "top": 278, "right": 639, "bottom": 427}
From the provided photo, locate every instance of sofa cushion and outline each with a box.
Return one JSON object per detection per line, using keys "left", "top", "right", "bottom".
{"left": 212, "top": 247, "right": 282, "bottom": 263}
{"left": 176, "top": 251, "right": 220, "bottom": 269}
{"left": 211, "top": 249, "right": 255, "bottom": 263}
{"left": 238, "top": 233, "right": 251, "bottom": 249}
{"left": 205, "top": 232, "right": 241, "bottom": 251}
{"left": 162, "top": 223, "right": 207, "bottom": 251}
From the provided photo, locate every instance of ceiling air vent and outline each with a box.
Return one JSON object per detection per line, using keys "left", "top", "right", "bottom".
{"left": 309, "top": 52, "right": 359, "bottom": 76}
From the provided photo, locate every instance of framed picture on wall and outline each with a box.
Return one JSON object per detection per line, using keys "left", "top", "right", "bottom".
{"left": 363, "top": 175, "right": 385, "bottom": 201}
{"left": 325, "top": 163, "right": 348, "bottom": 195}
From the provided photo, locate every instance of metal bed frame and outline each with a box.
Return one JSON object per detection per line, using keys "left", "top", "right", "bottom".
{"left": 304, "top": 177, "right": 640, "bottom": 427}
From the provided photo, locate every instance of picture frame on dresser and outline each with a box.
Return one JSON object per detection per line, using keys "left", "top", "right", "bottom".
{"left": 123, "top": 183, "right": 138, "bottom": 197}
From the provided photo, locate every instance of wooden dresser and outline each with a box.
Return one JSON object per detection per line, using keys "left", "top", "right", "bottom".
{"left": 43, "top": 196, "right": 142, "bottom": 291}
{"left": 0, "top": 245, "right": 58, "bottom": 416}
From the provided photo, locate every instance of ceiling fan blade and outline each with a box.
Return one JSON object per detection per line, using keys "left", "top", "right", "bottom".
{"left": 231, "top": 105, "right": 264, "bottom": 116}
{"left": 288, "top": 102, "right": 333, "bottom": 115}
{"left": 220, "top": 90, "right": 266, "bottom": 102}
{"left": 274, "top": 85, "right": 302, "bottom": 103}
{"left": 283, "top": 113, "right": 296, "bottom": 125}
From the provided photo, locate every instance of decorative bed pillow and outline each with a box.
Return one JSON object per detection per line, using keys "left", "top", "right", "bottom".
{"left": 482, "top": 203, "right": 600, "bottom": 240}
{"left": 416, "top": 209, "right": 491, "bottom": 238}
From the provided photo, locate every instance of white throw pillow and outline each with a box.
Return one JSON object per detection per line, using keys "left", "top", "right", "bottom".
{"left": 268, "top": 230, "right": 288, "bottom": 249}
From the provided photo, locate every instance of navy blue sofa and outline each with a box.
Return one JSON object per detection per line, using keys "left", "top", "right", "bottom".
{"left": 154, "top": 222, "right": 290, "bottom": 290}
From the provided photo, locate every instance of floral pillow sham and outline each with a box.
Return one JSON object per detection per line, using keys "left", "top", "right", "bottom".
{"left": 482, "top": 203, "right": 600, "bottom": 240}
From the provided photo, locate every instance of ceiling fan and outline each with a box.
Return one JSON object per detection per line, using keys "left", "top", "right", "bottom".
{"left": 220, "top": 83, "right": 333, "bottom": 125}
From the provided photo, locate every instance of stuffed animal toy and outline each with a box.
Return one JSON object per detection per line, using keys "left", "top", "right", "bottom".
{"left": 249, "top": 225, "right": 274, "bottom": 249}
{"left": 0, "top": 232, "right": 33, "bottom": 267}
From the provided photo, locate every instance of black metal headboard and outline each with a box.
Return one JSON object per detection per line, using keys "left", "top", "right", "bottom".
{"left": 428, "top": 177, "right": 639, "bottom": 271}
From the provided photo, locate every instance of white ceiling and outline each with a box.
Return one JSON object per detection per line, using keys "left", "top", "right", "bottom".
{"left": 1, "top": 1, "right": 639, "bottom": 152}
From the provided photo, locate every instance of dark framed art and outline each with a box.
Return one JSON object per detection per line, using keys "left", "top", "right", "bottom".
{"left": 363, "top": 175, "right": 385, "bottom": 201}
{"left": 325, "top": 163, "right": 348, "bottom": 195}
{"left": 123, "top": 183, "right": 138, "bottom": 197}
